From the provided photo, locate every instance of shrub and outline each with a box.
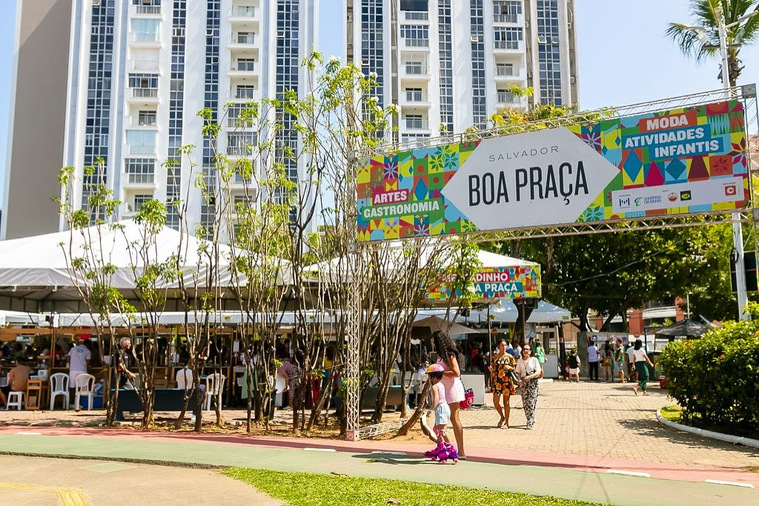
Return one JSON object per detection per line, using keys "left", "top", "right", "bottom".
{"left": 659, "top": 304, "right": 759, "bottom": 429}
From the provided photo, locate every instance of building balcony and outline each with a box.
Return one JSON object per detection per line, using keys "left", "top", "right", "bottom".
{"left": 403, "top": 118, "right": 430, "bottom": 131}
{"left": 126, "top": 144, "right": 157, "bottom": 156}
{"left": 494, "top": 66, "right": 523, "bottom": 81}
{"left": 403, "top": 11, "right": 429, "bottom": 23}
{"left": 493, "top": 14, "right": 520, "bottom": 24}
{"left": 494, "top": 40, "right": 524, "bottom": 53}
{"left": 399, "top": 96, "right": 432, "bottom": 110}
{"left": 130, "top": 4, "right": 161, "bottom": 17}
{"left": 400, "top": 38, "right": 430, "bottom": 50}
{"left": 130, "top": 59, "right": 160, "bottom": 72}
{"left": 496, "top": 92, "right": 521, "bottom": 107}
{"left": 128, "top": 88, "right": 159, "bottom": 104}
{"left": 229, "top": 34, "right": 259, "bottom": 53}
{"left": 129, "top": 33, "right": 161, "bottom": 47}
{"left": 122, "top": 172, "right": 156, "bottom": 188}
{"left": 229, "top": 5, "right": 258, "bottom": 26}
{"left": 229, "top": 87, "right": 258, "bottom": 101}
{"left": 400, "top": 64, "right": 431, "bottom": 82}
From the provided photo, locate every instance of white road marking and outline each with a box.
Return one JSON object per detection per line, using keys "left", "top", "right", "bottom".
{"left": 605, "top": 470, "right": 651, "bottom": 478}
{"left": 705, "top": 479, "right": 755, "bottom": 488}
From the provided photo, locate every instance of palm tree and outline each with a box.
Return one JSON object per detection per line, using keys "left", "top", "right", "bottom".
{"left": 666, "top": 0, "right": 759, "bottom": 87}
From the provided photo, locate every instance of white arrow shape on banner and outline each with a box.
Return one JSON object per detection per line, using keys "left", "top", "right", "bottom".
{"left": 441, "top": 128, "right": 620, "bottom": 231}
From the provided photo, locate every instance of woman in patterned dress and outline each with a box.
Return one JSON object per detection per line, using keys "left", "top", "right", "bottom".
{"left": 517, "top": 346, "right": 543, "bottom": 429}
{"left": 489, "top": 340, "right": 516, "bottom": 428}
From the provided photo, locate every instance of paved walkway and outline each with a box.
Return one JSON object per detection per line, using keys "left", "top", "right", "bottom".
{"left": 0, "top": 427, "right": 756, "bottom": 505}
{"left": 0, "top": 455, "right": 281, "bottom": 505}
{"left": 1, "top": 381, "right": 758, "bottom": 504}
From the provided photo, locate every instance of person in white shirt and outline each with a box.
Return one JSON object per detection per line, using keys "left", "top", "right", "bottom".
{"left": 631, "top": 339, "right": 654, "bottom": 396}
{"left": 587, "top": 342, "right": 599, "bottom": 381}
{"left": 67, "top": 339, "right": 92, "bottom": 389}
{"left": 626, "top": 343, "right": 637, "bottom": 382}
{"left": 516, "top": 347, "right": 542, "bottom": 429}
{"left": 176, "top": 366, "right": 193, "bottom": 390}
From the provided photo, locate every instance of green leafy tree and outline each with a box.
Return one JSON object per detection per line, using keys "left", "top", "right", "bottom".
{"left": 666, "top": 0, "right": 759, "bottom": 86}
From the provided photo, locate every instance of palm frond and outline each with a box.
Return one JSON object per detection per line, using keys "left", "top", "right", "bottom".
{"left": 665, "top": 23, "right": 718, "bottom": 61}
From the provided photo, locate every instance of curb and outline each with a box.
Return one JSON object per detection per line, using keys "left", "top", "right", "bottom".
{"left": 656, "top": 409, "right": 759, "bottom": 450}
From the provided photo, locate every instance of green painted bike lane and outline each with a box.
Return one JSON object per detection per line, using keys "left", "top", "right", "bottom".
{"left": 0, "top": 432, "right": 755, "bottom": 505}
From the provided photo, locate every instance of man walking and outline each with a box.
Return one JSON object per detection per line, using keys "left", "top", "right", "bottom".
{"left": 587, "top": 341, "right": 599, "bottom": 381}
{"left": 116, "top": 337, "right": 137, "bottom": 389}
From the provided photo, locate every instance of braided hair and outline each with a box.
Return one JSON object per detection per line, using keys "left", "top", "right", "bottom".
{"left": 432, "top": 330, "right": 458, "bottom": 367}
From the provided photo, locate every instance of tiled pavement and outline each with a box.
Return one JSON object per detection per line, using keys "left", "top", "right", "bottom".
{"left": 453, "top": 380, "right": 759, "bottom": 470}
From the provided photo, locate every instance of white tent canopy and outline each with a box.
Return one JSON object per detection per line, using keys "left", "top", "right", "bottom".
{"left": 304, "top": 246, "right": 538, "bottom": 282}
{"left": 0, "top": 220, "right": 292, "bottom": 292}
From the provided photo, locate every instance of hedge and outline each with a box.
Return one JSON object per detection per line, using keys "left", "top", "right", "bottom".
{"left": 658, "top": 304, "right": 759, "bottom": 429}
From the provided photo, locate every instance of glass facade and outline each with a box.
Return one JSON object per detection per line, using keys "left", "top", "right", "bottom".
{"left": 536, "top": 0, "right": 563, "bottom": 106}
{"left": 361, "top": 0, "right": 384, "bottom": 107}
{"left": 469, "top": 0, "right": 486, "bottom": 128}
{"left": 200, "top": 0, "right": 221, "bottom": 233}
{"left": 437, "top": 0, "right": 453, "bottom": 133}
{"left": 166, "top": 0, "right": 186, "bottom": 229}
{"left": 276, "top": 0, "right": 300, "bottom": 182}
{"left": 82, "top": 0, "right": 115, "bottom": 218}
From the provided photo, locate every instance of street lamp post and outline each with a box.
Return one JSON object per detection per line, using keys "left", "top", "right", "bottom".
{"left": 715, "top": 5, "right": 751, "bottom": 321}
{"left": 688, "top": 5, "right": 758, "bottom": 320}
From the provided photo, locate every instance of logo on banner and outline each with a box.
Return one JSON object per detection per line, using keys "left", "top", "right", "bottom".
{"left": 725, "top": 185, "right": 737, "bottom": 196}
{"left": 680, "top": 191, "right": 692, "bottom": 201}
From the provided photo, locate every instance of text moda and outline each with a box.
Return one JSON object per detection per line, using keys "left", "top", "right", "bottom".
{"left": 468, "top": 160, "right": 589, "bottom": 207}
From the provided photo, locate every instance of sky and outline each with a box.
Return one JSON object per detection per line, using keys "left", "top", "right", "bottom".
{"left": 1, "top": 0, "right": 758, "bottom": 209}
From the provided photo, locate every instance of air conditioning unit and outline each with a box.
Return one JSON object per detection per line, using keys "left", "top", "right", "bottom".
{"left": 470, "top": 35, "right": 480, "bottom": 43}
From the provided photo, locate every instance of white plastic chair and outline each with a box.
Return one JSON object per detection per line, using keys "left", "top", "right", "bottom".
{"left": 6, "top": 391, "right": 24, "bottom": 410}
{"left": 274, "top": 375, "right": 287, "bottom": 408}
{"left": 204, "top": 373, "right": 226, "bottom": 410}
{"left": 49, "top": 373, "right": 70, "bottom": 410}
{"left": 74, "top": 373, "right": 96, "bottom": 411}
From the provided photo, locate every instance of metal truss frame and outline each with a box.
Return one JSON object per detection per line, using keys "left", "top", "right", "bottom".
{"left": 344, "top": 86, "right": 759, "bottom": 441}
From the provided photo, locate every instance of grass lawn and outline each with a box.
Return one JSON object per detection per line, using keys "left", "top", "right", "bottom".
{"left": 224, "top": 467, "right": 599, "bottom": 506}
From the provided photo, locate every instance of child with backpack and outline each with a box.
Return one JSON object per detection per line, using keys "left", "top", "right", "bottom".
{"left": 423, "top": 363, "right": 458, "bottom": 464}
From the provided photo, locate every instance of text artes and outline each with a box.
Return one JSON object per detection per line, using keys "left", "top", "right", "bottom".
{"left": 468, "top": 161, "right": 589, "bottom": 207}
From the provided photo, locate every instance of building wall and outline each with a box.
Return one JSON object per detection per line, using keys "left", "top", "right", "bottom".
{"left": 6, "top": 0, "right": 319, "bottom": 239}
{"left": 2, "top": 0, "right": 73, "bottom": 239}
{"left": 347, "top": 0, "right": 577, "bottom": 146}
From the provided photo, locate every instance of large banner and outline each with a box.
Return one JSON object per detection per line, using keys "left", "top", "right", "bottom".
{"left": 426, "top": 265, "right": 542, "bottom": 302}
{"left": 357, "top": 100, "right": 748, "bottom": 241}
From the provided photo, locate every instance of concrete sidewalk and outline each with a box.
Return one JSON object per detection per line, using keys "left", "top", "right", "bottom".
{"left": 0, "top": 427, "right": 756, "bottom": 505}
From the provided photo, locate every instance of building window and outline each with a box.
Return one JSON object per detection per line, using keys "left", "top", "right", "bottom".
{"left": 494, "top": 27, "right": 523, "bottom": 49}
{"left": 497, "top": 89, "right": 516, "bottom": 103}
{"left": 138, "top": 110, "right": 157, "bottom": 126}
{"left": 404, "top": 115, "right": 426, "bottom": 129}
{"left": 133, "top": 0, "right": 161, "bottom": 15}
{"left": 130, "top": 18, "right": 160, "bottom": 42}
{"left": 493, "top": 1, "right": 521, "bottom": 23}
{"left": 227, "top": 132, "right": 256, "bottom": 156}
{"left": 235, "top": 58, "right": 255, "bottom": 71}
{"left": 235, "top": 31, "right": 255, "bottom": 44}
{"left": 128, "top": 73, "right": 159, "bottom": 97}
{"left": 234, "top": 5, "right": 255, "bottom": 17}
{"left": 405, "top": 88, "right": 423, "bottom": 102}
{"left": 125, "top": 158, "right": 155, "bottom": 183}
{"left": 132, "top": 193, "right": 154, "bottom": 213}
{"left": 400, "top": 25, "right": 429, "bottom": 47}
{"left": 126, "top": 130, "right": 157, "bottom": 155}
{"left": 235, "top": 85, "right": 256, "bottom": 99}
{"left": 403, "top": 54, "right": 427, "bottom": 74}
{"left": 496, "top": 63, "right": 515, "bottom": 76}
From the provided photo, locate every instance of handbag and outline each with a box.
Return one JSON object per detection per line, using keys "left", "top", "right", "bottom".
{"left": 460, "top": 388, "right": 474, "bottom": 409}
{"left": 509, "top": 370, "right": 521, "bottom": 385}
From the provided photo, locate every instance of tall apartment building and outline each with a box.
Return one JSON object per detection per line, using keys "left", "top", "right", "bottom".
{"left": 2, "top": 0, "right": 317, "bottom": 239}
{"left": 346, "top": 0, "right": 579, "bottom": 142}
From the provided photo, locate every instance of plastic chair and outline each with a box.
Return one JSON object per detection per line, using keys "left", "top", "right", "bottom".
{"left": 74, "top": 373, "right": 96, "bottom": 411}
{"left": 49, "top": 373, "right": 70, "bottom": 410}
{"left": 6, "top": 391, "right": 24, "bottom": 410}
{"left": 274, "top": 375, "right": 287, "bottom": 408}
{"left": 204, "top": 373, "right": 226, "bottom": 410}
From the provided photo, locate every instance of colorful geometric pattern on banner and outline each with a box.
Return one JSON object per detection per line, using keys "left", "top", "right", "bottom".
{"left": 356, "top": 100, "right": 748, "bottom": 242}
{"left": 425, "top": 265, "right": 542, "bottom": 302}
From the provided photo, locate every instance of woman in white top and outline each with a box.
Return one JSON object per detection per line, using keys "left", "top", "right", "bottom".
{"left": 631, "top": 339, "right": 654, "bottom": 396}
{"left": 516, "top": 346, "right": 542, "bottom": 429}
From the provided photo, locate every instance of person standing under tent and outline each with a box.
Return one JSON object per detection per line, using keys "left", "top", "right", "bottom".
{"left": 568, "top": 350, "right": 581, "bottom": 383}
{"left": 68, "top": 336, "right": 92, "bottom": 398}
